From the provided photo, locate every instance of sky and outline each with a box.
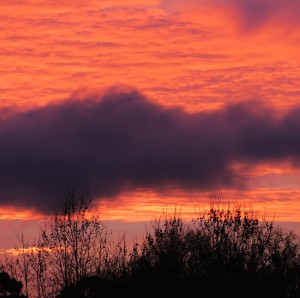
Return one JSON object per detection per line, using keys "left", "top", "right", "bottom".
{"left": 1, "top": 0, "right": 300, "bottom": 251}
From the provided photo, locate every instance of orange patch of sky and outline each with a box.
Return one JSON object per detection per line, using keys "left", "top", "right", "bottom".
{"left": 95, "top": 187, "right": 300, "bottom": 223}
{"left": 1, "top": 0, "right": 300, "bottom": 112}
{"left": 232, "top": 162, "right": 300, "bottom": 176}
{"left": 1, "top": 182, "right": 300, "bottom": 223}
{"left": 0, "top": 206, "right": 46, "bottom": 221}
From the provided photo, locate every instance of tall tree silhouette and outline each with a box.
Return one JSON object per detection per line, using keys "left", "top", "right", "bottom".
{"left": 40, "top": 190, "right": 111, "bottom": 295}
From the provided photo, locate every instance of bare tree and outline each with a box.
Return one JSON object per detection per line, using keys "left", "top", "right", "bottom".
{"left": 15, "top": 232, "right": 31, "bottom": 298}
{"left": 40, "top": 190, "right": 111, "bottom": 295}
{"left": 28, "top": 237, "right": 49, "bottom": 298}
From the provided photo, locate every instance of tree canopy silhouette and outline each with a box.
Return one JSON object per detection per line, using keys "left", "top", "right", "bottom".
{"left": 60, "top": 205, "right": 300, "bottom": 298}
{"left": 3, "top": 195, "right": 300, "bottom": 298}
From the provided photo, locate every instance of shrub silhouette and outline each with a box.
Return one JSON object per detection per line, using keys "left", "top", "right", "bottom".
{"left": 0, "top": 270, "right": 25, "bottom": 297}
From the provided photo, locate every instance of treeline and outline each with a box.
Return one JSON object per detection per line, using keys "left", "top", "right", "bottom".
{"left": 1, "top": 192, "right": 300, "bottom": 298}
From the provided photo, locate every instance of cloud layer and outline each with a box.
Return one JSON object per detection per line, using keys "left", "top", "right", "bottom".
{"left": 1, "top": 87, "right": 300, "bottom": 212}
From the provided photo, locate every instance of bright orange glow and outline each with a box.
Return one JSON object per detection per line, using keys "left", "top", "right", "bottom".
{"left": 0, "top": 207, "right": 46, "bottom": 221}
{"left": 96, "top": 188, "right": 300, "bottom": 223}
{"left": 0, "top": 246, "right": 53, "bottom": 256}
{"left": 231, "top": 162, "right": 300, "bottom": 176}
{"left": 1, "top": 0, "right": 299, "bottom": 112}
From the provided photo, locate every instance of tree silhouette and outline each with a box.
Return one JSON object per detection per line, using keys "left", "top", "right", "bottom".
{"left": 3, "top": 190, "right": 111, "bottom": 298}
{"left": 5, "top": 197, "right": 300, "bottom": 298}
{"left": 59, "top": 206, "right": 300, "bottom": 298}
{"left": 40, "top": 190, "right": 111, "bottom": 296}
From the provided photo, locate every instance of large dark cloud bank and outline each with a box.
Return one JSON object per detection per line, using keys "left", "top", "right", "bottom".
{"left": 0, "top": 87, "right": 300, "bottom": 212}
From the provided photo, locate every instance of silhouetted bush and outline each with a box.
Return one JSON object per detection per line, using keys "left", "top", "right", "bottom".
{"left": 60, "top": 207, "right": 300, "bottom": 298}
{"left": 0, "top": 270, "right": 25, "bottom": 297}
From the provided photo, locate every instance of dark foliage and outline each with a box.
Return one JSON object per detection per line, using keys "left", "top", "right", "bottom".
{"left": 0, "top": 271, "right": 25, "bottom": 298}
{"left": 60, "top": 208, "right": 300, "bottom": 298}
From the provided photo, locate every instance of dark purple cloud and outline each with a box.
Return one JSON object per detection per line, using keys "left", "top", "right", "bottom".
{"left": 230, "top": 0, "right": 300, "bottom": 32}
{"left": 0, "top": 87, "right": 300, "bottom": 212}
{"left": 162, "top": 0, "right": 300, "bottom": 32}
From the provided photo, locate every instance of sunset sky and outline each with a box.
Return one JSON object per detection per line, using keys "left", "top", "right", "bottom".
{"left": 1, "top": 0, "right": 300, "bottom": 251}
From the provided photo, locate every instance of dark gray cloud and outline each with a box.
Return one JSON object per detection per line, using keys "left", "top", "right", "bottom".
{"left": 0, "top": 87, "right": 300, "bottom": 212}
{"left": 230, "top": 0, "right": 300, "bottom": 32}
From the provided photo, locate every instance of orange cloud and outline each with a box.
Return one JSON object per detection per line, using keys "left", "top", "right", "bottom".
{"left": 0, "top": 207, "right": 45, "bottom": 221}
{"left": 1, "top": 0, "right": 299, "bottom": 114}
{"left": 96, "top": 188, "right": 300, "bottom": 222}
